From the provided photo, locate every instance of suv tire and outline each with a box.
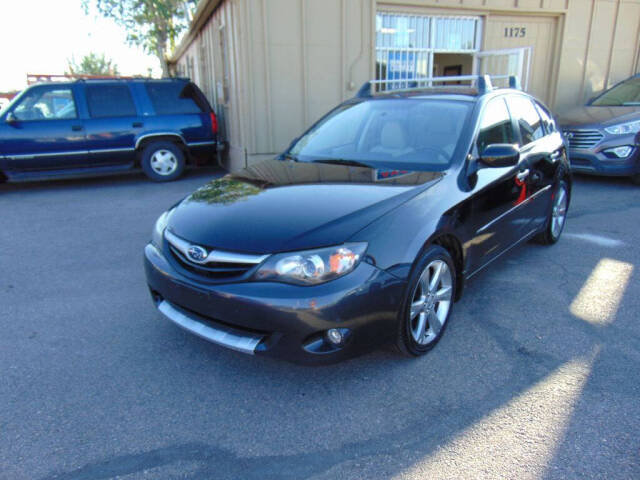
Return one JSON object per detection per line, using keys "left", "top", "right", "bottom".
{"left": 141, "top": 141, "right": 186, "bottom": 182}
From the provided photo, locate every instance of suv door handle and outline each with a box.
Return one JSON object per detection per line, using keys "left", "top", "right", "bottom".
{"left": 71, "top": 125, "right": 83, "bottom": 131}
{"left": 132, "top": 122, "right": 143, "bottom": 128}
{"left": 516, "top": 169, "right": 530, "bottom": 181}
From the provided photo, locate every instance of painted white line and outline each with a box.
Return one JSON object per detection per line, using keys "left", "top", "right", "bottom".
{"left": 564, "top": 232, "right": 625, "bottom": 248}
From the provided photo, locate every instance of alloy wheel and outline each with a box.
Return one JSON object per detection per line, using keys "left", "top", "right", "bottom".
{"left": 551, "top": 184, "right": 568, "bottom": 239}
{"left": 409, "top": 259, "right": 453, "bottom": 345}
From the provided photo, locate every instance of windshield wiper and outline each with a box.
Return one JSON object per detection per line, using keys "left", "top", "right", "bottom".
{"left": 283, "top": 153, "right": 299, "bottom": 161}
{"left": 622, "top": 102, "right": 640, "bottom": 106}
{"left": 310, "top": 158, "right": 373, "bottom": 168}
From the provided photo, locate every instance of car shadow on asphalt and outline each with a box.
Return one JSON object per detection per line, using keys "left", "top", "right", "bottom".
{"left": 0, "top": 166, "right": 225, "bottom": 194}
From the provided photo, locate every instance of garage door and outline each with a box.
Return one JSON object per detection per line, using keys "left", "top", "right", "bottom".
{"left": 482, "top": 15, "right": 558, "bottom": 103}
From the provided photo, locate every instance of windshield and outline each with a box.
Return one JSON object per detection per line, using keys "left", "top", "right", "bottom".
{"left": 591, "top": 77, "right": 640, "bottom": 106}
{"left": 289, "top": 99, "right": 471, "bottom": 170}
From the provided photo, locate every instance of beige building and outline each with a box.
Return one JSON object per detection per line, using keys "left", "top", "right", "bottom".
{"left": 171, "top": 0, "right": 640, "bottom": 171}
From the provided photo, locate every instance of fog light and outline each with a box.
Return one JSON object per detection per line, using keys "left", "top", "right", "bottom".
{"left": 604, "top": 145, "right": 633, "bottom": 158}
{"left": 326, "top": 328, "right": 344, "bottom": 345}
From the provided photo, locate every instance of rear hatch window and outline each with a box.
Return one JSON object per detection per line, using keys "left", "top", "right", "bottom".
{"left": 145, "top": 82, "right": 211, "bottom": 115}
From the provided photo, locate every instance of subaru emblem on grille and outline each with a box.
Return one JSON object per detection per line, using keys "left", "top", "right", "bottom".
{"left": 187, "top": 245, "right": 208, "bottom": 263}
{"left": 563, "top": 131, "right": 574, "bottom": 140}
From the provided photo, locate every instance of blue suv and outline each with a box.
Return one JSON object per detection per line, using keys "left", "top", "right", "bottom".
{"left": 0, "top": 78, "right": 221, "bottom": 182}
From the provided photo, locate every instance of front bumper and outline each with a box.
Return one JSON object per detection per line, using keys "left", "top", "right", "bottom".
{"left": 564, "top": 131, "right": 640, "bottom": 177}
{"left": 569, "top": 148, "right": 639, "bottom": 176}
{"left": 144, "top": 243, "right": 406, "bottom": 364}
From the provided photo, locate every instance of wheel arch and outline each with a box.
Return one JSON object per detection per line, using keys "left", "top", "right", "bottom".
{"left": 135, "top": 134, "right": 190, "bottom": 163}
{"left": 411, "top": 231, "right": 465, "bottom": 302}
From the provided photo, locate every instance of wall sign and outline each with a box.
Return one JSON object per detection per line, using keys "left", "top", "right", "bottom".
{"left": 504, "top": 27, "right": 526, "bottom": 38}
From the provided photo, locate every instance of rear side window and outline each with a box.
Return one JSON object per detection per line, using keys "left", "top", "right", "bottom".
{"left": 86, "top": 85, "right": 136, "bottom": 118}
{"left": 507, "top": 96, "right": 544, "bottom": 146}
{"left": 476, "top": 98, "right": 516, "bottom": 154}
{"left": 145, "top": 82, "right": 205, "bottom": 115}
{"left": 534, "top": 101, "right": 557, "bottom": 134}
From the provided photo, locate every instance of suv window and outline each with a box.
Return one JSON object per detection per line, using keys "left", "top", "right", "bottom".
{"left": 13, "top": 87, "right": 77, "bottom": 121}
{"left": 591, "top": 76, "right": 640, "bottom": 106}
{"left": 476, "top": 98, "right": 516, "bottom": 154}
{"left": 86, "top": 85, "right": 136, "bottom": 118}
{"left": 507, "top": 96, "right": 544, "bottom": 146}
{"left": 145, "top": 82, "right": 204, "bottom": 115}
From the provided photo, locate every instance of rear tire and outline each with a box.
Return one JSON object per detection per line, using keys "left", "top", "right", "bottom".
{"left": 141, "top": 141, "right": 186, "bottom": 182}
{"left": 534, "top": 179, "right": 569, "bottom": 245}
{"left": 395, "top": 245, "right": 456, "bottom": 357}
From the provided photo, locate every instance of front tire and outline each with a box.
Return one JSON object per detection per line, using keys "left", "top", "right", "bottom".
{"left": 395, "top": 245, "right": 456, "bottom": 357}
{"left": 141, "top": 141, "right": 186, "bottom": 182}
{"left": 534, "top": 179, "right": 569, "bottom": 245}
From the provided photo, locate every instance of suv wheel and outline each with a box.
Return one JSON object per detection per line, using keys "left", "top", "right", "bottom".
{"left": 395, "top": 245, "right": 455, "bottom": 357}
{"left": 141, "top": 141, "right": 186, "bottom": 182}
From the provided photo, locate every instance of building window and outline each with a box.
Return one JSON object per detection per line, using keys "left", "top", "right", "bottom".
{"left": 375, "top": 13, "right": 480, "bottom": 91}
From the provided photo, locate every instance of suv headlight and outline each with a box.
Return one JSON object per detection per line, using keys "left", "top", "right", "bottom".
{"left": 604, "top": 119, "right": 640, "bottom": 135}
{"left": 253, "top": 243, "right": 368, "bottom": 285}
{"left": 151, "top": 210, "right": 172, "bottom": 247}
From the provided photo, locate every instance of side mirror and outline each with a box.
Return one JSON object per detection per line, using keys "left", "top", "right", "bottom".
{"left": 5, "top": 112, "right": 17, "bottom": 124}
{"left": 480, "top": 144, "right": 520, "bottom": 168}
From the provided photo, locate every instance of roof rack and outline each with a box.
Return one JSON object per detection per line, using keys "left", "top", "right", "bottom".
{"left": 357, "top": 74, "right": 522, "bottom": 98}
{"left": 26, "top": 73, "right": 190, "bottom": 85}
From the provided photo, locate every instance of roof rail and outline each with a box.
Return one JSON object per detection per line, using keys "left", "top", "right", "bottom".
{"left": 364, "top": 75, "right": 495, "bottom": 96}
{"left": 357, "top": 74, "right": 524, "bottom": 98}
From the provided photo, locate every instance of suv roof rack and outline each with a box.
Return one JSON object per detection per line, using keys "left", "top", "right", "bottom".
{"left": 357, "top": 74, "right": 522, "bottom": 98}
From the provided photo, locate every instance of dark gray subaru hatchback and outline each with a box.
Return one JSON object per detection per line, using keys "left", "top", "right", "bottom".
{"left": 144, "top": 76, "right": 571, "bottom": 364}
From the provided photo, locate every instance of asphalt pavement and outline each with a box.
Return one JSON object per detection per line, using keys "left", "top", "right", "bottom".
{"left": 1, "top": 169, "right": 639, "bottom": 479}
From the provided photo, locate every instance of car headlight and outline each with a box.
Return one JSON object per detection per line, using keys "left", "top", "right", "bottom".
{"left": 151, "top": 210, "right": 172, "bottom": 248}
{"left": 604, "top": 119, "right": 640, "bottom": 135}
{"left": 253, "top": 243, "right": 368, "bottom": 285}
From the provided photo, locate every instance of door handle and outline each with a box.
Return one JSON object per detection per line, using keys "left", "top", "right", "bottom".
{"left": 132, "top": 122, "right": 143, "bottom": 128}
{"left": 71, "top": 125, "right": 83, "bottom": 131}
{"left": 516, "top": 169, "right": 530, "bottom": 181}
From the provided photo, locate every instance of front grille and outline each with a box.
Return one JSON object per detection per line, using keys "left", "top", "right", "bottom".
{"left": 164, "top": 229, "right": 268, "bottom": 281}
{"left": 563, "top": 129, "right": 604, "bottom": 149}
{"left": 169, "top": 246, "right": 256, "bottom": 279}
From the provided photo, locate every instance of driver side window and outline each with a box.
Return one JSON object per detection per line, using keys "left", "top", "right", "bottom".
{"left": 13, "top": 87, "right": 77, "bottom": 121}
{"left": 476, "top": 98, "right": 516, "bottom": 154}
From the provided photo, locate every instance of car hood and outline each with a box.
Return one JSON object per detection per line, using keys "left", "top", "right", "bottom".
{"left": 167, "top": 159, "right": 443, "bottom": 253}
{"left": 558, "top": 105, "right": 640, "bottom": 128}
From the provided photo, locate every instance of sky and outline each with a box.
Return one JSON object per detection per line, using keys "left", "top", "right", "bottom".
{"left": 0, "top": 0, "right": 161, "bottom": 92}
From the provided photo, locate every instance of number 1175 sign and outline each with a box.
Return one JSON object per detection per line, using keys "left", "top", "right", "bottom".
{"left": 505, "top": 26, "right": 526, "bottom": 38}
